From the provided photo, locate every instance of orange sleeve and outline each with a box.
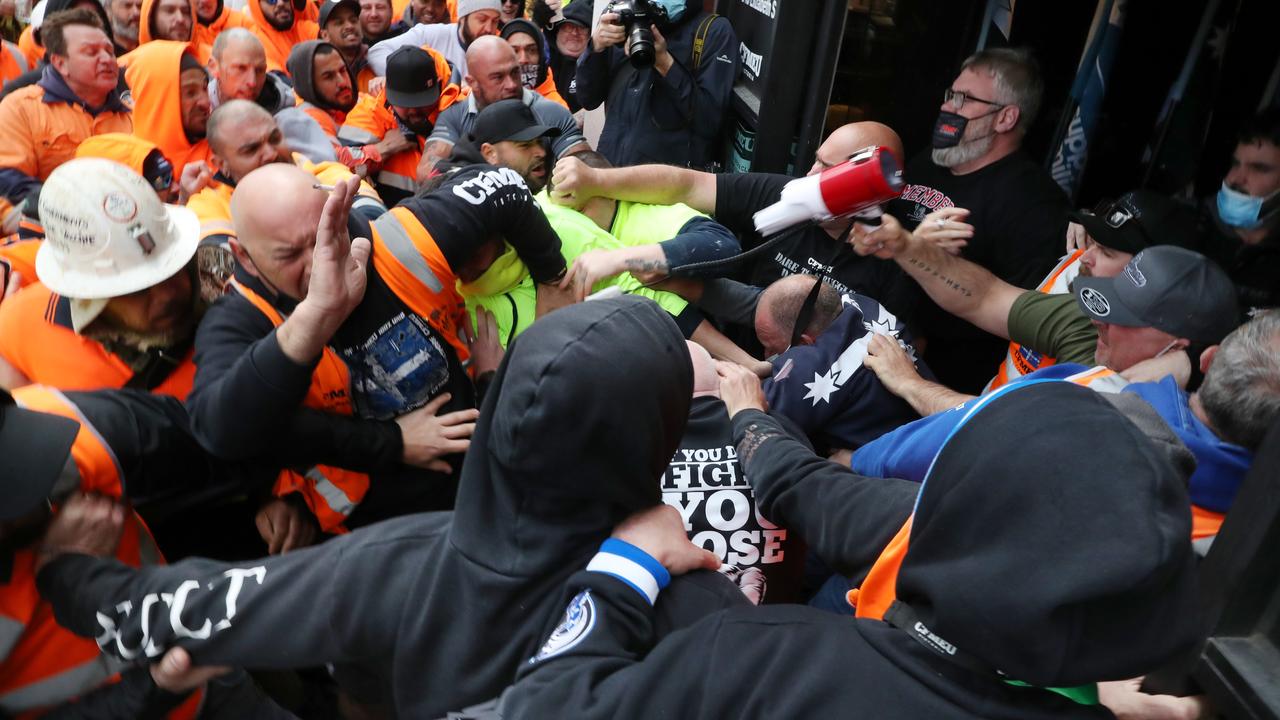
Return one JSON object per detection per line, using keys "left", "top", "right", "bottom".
{"left": 0, "top": 93, "right": 40, "bottom": 182}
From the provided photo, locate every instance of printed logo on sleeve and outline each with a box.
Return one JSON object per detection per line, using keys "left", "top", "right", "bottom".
{"left": 532, "top": 590, "right": 596, "bottom": 663}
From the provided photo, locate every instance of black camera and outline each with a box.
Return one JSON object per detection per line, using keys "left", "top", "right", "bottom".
{"left": 605, "top": 0, "right": 669, "bottom": 68}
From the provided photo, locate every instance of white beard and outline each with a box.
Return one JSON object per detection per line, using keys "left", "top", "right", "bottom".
{"left": 932, "top": 131, "right": 994, "bottom": 168}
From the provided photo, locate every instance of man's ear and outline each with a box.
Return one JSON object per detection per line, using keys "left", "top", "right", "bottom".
{"left": 228, "top": 238, "right": 259, "bottom": 277}
{"left": 1200, "top": 344, "right": 1219, "bottom": 374}
{"left": 47, "top": 53, "right": 69, "bottom": 77}
{"left": 798, "top": 332, "right": 817, "bottom": 347}
{"left": 479, "top": 142, "right": 498, "bottom": 165}
{"left": 995, "top": 104, "right": 1021, "bottom": 134}
{"left": 319, "top": 28, "right": 332, "bottom": 41}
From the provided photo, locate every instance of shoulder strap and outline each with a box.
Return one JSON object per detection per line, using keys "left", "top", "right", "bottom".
{"left": 692, "top": 13, "right": 718, "bottom": 71}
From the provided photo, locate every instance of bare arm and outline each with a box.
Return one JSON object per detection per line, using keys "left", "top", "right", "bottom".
{"left": 863, "top": 334, "right": 973, "bottom": 416}
{"left": 690, "top": 320, "right": 771, "bottom": 378}
{"left": 549, "top": 155, "right": 716, "bottom": 212}
{"left": 854, "top": 208, "right": 1024, "bottom": 340}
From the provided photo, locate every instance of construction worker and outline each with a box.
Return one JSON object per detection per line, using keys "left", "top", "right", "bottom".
{"left": 191, "top": 0, "right": 253, "bottom": 52}
{"left": 137, "top": 0, "right": 195, "bottom": 45}
{"left": 206, "top": 28, "right": 294, "bottom": 113}
{"left": 317, "top": 0, "right": 372, "bottom": 92}
{"left": 186, "top": 164, "right": 564, "bottom": 531}
{"left": 0, "top": 388, "right": 211, "bottom": 717}
{"left": 186, "top": 99, "right": 383, "bottom": 254}
{"left": 0, "top": 9, "right": 131, "bottom": 234}
{"left": 0, "top": 159, "right": 202, "bottom": 399}
{"left": 338, "top": 44, "right": 459, "bottom": 204}
{"left": 244, "top": 0, "right": 318, "bottom": 72}
{"left": 120, "top": 40, "right": 215, "bottom": 176}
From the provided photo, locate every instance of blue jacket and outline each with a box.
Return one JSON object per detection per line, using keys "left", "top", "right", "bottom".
{"left": 854, "top": 367, "right": 1252, "bottom": 514}
{"left": 765, "top": 293, "right": 925, "bottom": 450}
{"left": 574, "top": 8, "right": 737, "bottom": 169}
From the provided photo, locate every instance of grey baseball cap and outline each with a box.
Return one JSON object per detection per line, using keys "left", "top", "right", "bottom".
{"left": 1074, "top": 246, "right": 1239, "bottom": 344}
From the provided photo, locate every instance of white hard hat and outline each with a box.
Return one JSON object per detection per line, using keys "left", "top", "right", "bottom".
{"left": 29, "top": 0, "right": 46, "bottom": 29}
{"left": 35, "top": 158, "right": 200, "bottom": 300}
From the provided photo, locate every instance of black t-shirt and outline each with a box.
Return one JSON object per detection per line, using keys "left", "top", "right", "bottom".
{"left": 713, "top": 172, "right": 920, "bottom": 324}
{"left": 887, "top": 150, "right": 1067, "bottom": 394}
{"left": 662, "top": 396, "right": 806, "bottom": 604}
{"left": 328, "top": 267, "right": 474, "bottom": 422}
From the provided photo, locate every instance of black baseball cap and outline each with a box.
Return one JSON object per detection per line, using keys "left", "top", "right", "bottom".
{"left": 1074, "top": 245, "right": 1239, "bottom": 343}
{"left": 318, "top": 0, "right": 360, "bottom": 28}
{"left": 470, "top": 98, "right": 562, "bottom": 145}
{"left": 385, "top": 46, "right": 442, "bottom": 108}
{"left": 1068, "top": 190, "right": 1200, "bottom": 255}
{"left": 0, "top": 390, "right": 79, "bottom": 522}
{"left": 558, "top": 0, "right": 592, "bottom": 28}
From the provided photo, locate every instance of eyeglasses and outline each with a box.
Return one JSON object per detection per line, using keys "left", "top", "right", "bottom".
{"left": 943, "top": 88, "right": 1004, "bottom": 111}
{"left": 1089, "top": 196, "right": 1153, "bottom": 244}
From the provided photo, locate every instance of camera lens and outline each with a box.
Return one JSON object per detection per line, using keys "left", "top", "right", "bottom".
{"left": 627, "top": 24, "right": 655, "bottom": 67}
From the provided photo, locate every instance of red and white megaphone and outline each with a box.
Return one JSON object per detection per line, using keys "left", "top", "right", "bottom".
{"left": 752, "top": 145, "right": 904, "bottom": 236}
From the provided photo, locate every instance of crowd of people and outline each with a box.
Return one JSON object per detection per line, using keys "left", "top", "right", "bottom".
{"left": 0, "top": 0, "right": 1277, "bottom": 715}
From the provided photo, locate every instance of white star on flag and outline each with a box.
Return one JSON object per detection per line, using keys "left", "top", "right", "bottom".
{"left": 803, "top": 370, "right": 839, "bottom": 406}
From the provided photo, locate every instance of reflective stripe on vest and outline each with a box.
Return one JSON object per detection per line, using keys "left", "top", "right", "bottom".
{"left": 376, "top": 169, "right": 417, "bottom": 193}
{"left": 306, "top": 467, "right": 358, "bottom": 517}
{"left": 1063, "top": 365, "right": 1128, "bottom": 393}
{"left": 368, "top": 208, "right": 469, "bottom": 362}
{"left": 229, "top": 280, "right": 369, "bottom": 532}
{"left": 3, "top": 42, "right": 29, "bottom": 74}
{"left": 986, "top": 250, "right": 1084, "bottom": 392}
{"left": 372, "top": 211, "right": 443, "bottom": 292}
{"left": 337, "top": 124, "right": 380, "bottom": 145}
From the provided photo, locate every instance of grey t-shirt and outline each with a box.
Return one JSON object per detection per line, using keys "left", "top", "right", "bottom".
{"left": 428, "top": 88, "right": 585, "bottom": 158}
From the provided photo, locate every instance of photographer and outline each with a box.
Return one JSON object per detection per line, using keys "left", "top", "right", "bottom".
{"left": 575, "top": 0, "right": 737, "bottom": 170}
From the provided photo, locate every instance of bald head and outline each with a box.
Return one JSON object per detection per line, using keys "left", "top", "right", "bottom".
{"left": 230, "top": 164, "right": 327, "bottom": 300}
{"left": 466, "top": 34, "right": 516, "bottom": 69}
{"left": 755, "top": 274, "right": 843, "bottom": 357}
{"left": 207, "top": 99, "right": 271, "bottom": 151}
{"left": 465, "top": 35, "right": 522, "bottom": 108}
{"left": 212, "top": 26, "right": 262, "bottom": 61}
{"left": 809, "top": 121, "right": 905, "bottom": 176}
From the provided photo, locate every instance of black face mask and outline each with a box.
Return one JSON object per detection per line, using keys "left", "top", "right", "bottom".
{"left": 931, "top": 108, "right": 1000, "bottom": 149}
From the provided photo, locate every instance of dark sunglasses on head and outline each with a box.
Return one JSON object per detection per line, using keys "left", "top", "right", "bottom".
{"left": 1088, "top": 196, "right": 1153, "bottom": 244}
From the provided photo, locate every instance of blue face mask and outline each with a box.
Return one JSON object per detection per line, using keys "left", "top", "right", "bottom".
{"left": 651, "top": 0, "right": 684, "bottom": 23}
{"left": 1216, "top": 182, "right": 1279, "bottom": 229}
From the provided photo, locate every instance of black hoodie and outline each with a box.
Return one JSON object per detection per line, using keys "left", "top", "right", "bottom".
{"left": 501, "top": 18, "right": 548, "bottom": 89}
{"left": 504, "top": 382, "right": 1203, "bottom": 719}
{"left": 37, "top": 297, "right": 747, "bottom": 717}
{"left": 286, "top": 39, "right": 355, "bottom": 114}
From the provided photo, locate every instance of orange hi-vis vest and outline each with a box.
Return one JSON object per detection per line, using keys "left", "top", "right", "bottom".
{"left": 985, "top": 250, "right": 1085, "bottom": 393}
{"left": 0, "top": 283, "right": 196, "bottom": 399}
{"left": 0, "top": 386, "right": 201, "bottom": 719}
{"left": 0, "top": 237, "right": 39, "bottom": 290}
{"left": 337, "top": 46, "right": 460, "bottom": 197}
{"left": 368, "top": 206, "right": 470, "bottom": 361}
{"left": 226, "top": 208, "right": 469, "bottom": 528}
{"left": 230, "top": 279, "right": 369, "bottom": 533}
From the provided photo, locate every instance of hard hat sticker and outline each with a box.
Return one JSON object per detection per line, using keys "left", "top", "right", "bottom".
{"left": 130, "top": 225, "right": 156, "bottom": 255}
{"left": 103, "top": 192, "right": 139, "bottom": 224}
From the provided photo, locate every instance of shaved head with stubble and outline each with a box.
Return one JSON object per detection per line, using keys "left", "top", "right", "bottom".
{"left": 230, "top": 164, "right": 330, "bottom": 301}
